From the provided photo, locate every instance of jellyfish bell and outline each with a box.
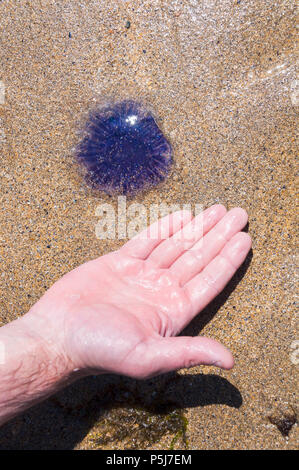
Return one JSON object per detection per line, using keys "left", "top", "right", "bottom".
{"left": 76, "top": 101, "right": 173, "bottom": 195}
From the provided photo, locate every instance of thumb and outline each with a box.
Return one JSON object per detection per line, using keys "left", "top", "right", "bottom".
{"left": 144, "top": 336, "right": 234, "bottom": 377}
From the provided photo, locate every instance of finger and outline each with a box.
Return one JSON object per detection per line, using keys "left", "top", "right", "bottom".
{"left": 136, "top": 336, "right": 234, "bottom": 378}
{"left": 186, "top": 231, "right": 252, "bottom": 318}
{"left": 148, "top": 204, "right": 227, "bottom": 268}
{"left": 171, "top": 207, "right": 248, "bottom": 286}
{"left": 121, "top": 210, "right": 192, "bottom": 259}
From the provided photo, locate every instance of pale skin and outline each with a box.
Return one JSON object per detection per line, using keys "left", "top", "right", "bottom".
{"left": 0, "top": 204, "right": 251, "bottom": 426}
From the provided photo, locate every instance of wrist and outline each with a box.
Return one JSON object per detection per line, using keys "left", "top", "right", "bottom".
{"left": 20, "top": 307, "right": 78, "bottom": 379}
{"left": 0, "top": 315, "right": 72, "bottom": 425}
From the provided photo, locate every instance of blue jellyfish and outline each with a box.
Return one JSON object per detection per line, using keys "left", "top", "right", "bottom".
{"left": 76, "top": 101, "right": 172, "bottom": 195}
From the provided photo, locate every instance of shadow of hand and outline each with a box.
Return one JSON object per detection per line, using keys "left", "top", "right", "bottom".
{"left": 0, "top": 372, "right": 242, "bottom": 450}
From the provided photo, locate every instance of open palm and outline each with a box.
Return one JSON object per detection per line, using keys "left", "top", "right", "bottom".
{"left": 31, "top": 205, "right": 251, "bottom": 379}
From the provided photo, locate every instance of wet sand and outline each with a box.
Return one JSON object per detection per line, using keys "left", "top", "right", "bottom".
{"left": 0, "top": 0, "right": 297, "bottom": 449}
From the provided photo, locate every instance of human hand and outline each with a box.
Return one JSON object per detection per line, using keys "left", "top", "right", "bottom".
{"left": 27, "top": 205, "right": 251, "bottom": 380}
